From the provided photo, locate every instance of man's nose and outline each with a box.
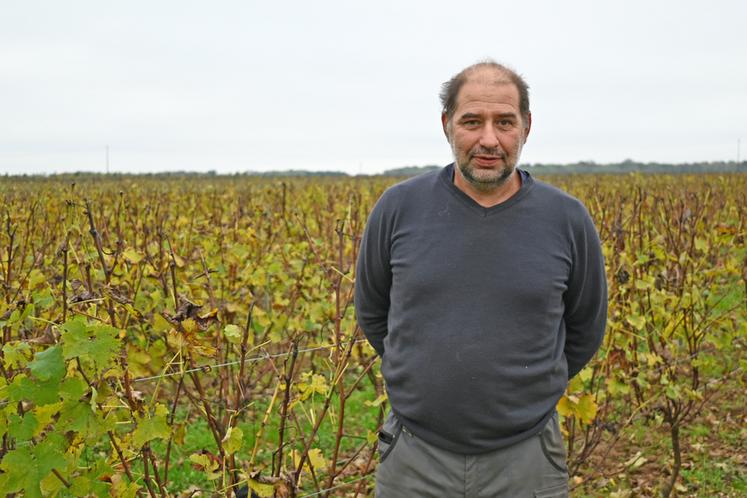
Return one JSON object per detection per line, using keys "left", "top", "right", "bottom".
{"left": 479, "top": 124, "right": 500, "bottom": 148}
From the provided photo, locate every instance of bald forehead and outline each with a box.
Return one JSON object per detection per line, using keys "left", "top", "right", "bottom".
{"left": 464, "top": 66, "right": 515, "bottom": 89}
{"left": 455, "top": 67, "right": 521, "bottom": 108}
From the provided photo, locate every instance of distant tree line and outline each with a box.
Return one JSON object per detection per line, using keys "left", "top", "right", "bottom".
{"left": 383, "top": 160, "right": 747, "bottom": 176}
{"left": 521, "top": 159, "right": 747, "bottom": 175}
{"left": 3, "top": 160, "right": 745, "bottom": 180}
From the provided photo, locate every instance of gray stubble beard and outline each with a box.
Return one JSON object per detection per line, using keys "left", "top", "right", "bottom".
{"left": 456, "top": 160, "right": 515, "bottom": 193}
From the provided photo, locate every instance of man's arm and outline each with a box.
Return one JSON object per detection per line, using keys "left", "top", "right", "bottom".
{"left": 563, "top": 208, "right": 608, "bottom": 379}
{"left": 354, "top": 196, "right": 393, "bottom": 356}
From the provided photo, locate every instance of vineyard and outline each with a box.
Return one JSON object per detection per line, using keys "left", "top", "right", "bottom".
{"left": 0, "top": 172, "right": 745, "bottom": 497}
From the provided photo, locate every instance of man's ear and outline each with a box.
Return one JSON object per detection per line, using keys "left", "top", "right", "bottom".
{"left": 523, "top": 112, "right": 532, "bottom": 144}
{"left": 441, "top": 113, "right": 450, "bottom": 142}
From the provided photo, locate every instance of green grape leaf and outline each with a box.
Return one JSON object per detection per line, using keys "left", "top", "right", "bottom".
{"left": 132, "top": 404, "right": 170, "bottom": 447}
{"left": 8, "top": 412, "right": 38, "bottom": 441}
{"left": 61, "top": 318, "right": 93, "bottom": 359}
{"left": 0, "top": 412, "right": 7, "bottom": 439}
{"left": 7, "top": 374, "right": 61, "bottom": 406}
{"left": 223, "top": 324, "right": 244, "bottom": 344}
{"left": 0, "top": 445, "right": 35, "bottom": 496}
{"left": 19, "top": 303, "right": 35, "bottom": 324}
{"left": 29, "top": 345, "right": 65, "bottom": 382}
{"left": 71, "top": 475, "right": 91, "bottom": 496}
{"left": 88, "top": 325, "right": 120, "bottom": 372}
{"left": 60, "top": 376, "right": 88, "bottom": 400}
{"left": 62, "top": 319, "right": 121, "bottom": 374}
{"left": 2, "top": 342, "right": 32, "bottom": 369}
{"left": 223, "top": 426, "right": 243, "bottom": 454}
{"left": 0, "top": 433, "right": 66, "bottom": 498}
{"left": 32, "top": 289, "right": 55, "bottom": 310}
{"left": 60, "top": 315, "right": 87, "bottom": 334}
{"left": 69, "top": 466, "right": 110, "bottom": 498}
{"left": 58, "top": 400, "right": 103, "bottom": 439}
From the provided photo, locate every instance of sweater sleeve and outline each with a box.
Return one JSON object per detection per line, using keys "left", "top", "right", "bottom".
{"left": 563, "top": 207, "right": 608, "bottom": 378}
{"left": 354, "top": 194, "right": 394, "bottom": 356}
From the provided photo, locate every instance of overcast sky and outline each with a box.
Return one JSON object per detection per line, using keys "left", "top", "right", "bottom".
{"left": 2, "top": 0, "right": 745, "bottom": 175}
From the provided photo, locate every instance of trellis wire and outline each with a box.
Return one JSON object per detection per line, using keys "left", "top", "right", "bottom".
{"left": 132, "top": 339, "right": 369, "bottom": 383}
{"left": 297, "top": 472, "right": 375, "bottom": 498}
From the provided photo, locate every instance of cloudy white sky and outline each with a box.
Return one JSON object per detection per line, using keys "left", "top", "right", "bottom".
{"left": 2, "top": 0, "right": 745, "bottom": 175}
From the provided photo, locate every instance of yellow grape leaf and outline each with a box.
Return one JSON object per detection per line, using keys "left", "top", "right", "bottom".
{"left": 578, "top": 368, "right": 592, "bottom": 383}
{"left": 2, "top": 342, "right": 32, "bottom": 369}
{"left": 576, "top": 394, "right": 598, "bottom": 425}
{"left": 566, "top": 375, "right": 584, "bottom": 393}
{"left": 34, "top": 402, "right": 63, "bottom": 436}
{"left": 172, "top": 422, "right": 186, "bottom": 445}
{"left": 122, "top": 249, "right": 143, "bottom": 264}
{"left": 556, "top": 395, "right": 573, "bottom": 418}
{"left": 624, "top": 450, "right": 648, "bottom": 469}
{"left": 634, "top": 279, "right": 651, "bottom": 290}
{"left": 28, "top": 269, "right": 47, "bottom": 288}
{"left": 367, "top": 430, "right": 378, "bottom": 444}
{"left": 297, "top": 372, "right": 328, "bottom": 400}
{"left": 364, "top": 393, "right": 388, "bottom": 407}
{"left": 182, "top": 318, "right": 198, "bottom": 334}
{"left": 626, "top": 314, "right": 646, "bottom": 330}
{"left": 307, "top": 448, "right": 327, "bottom": 469}
{"left": 152, "top": 313, "right": 171, "bottom": 333}
{"left": 223, "top": 426, "right": 243, "bottom": 454}
{"left": 191, "top": 344, "right": 218, "bottom": 357}
{"left": 189, "top": 453, "right": 221, "bottom": 480}
{"left": 644, "top": 352, "right": 661, "bottom": 367}
{"left": 110, "top": 473, "right": 141, "bottom": 498}
{"left": 248, "top": 478, "right": 275, "bottom": 497}
{"left": 557, "top": 393, "right": 597, "bottom": 425}
{"left": 39, "top": 471, "right": 67, "bottom": 496}
{"left": 199, "top": 308, "right": 219, "bottom": 320}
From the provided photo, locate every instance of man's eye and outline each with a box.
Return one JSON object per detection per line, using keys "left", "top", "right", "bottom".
{"left": 464, "top": 120, "right": 480, "bottom": 126}
{"left": 497, "top": 120, "right": 513, "bottom": 127}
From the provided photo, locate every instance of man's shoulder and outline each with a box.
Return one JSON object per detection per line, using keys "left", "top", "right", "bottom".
{"left": 377, "top": 167, "right": 445, "bottom": 205}
{"left": 524, "top": 172, "right": 589, "bottom": 215}
{"left": 388, "top": 167, "right": 444, "bottom": 192}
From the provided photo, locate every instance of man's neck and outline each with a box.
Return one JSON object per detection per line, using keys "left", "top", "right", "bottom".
{"left": 453, "top": 168, "right": 522, "bottom": 208}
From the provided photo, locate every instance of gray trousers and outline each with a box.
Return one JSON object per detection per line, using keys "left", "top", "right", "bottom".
{"left": 375, "top": 411, "right": 569, "bottom": 498}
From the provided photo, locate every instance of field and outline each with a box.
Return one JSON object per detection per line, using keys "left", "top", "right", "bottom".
{"left": 0, "top": 172, "right": 745, "bottom": 497}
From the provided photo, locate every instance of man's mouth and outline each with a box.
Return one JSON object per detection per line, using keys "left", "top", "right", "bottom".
{"left": 472, "top": 155, "right": 503, "bottom": 167}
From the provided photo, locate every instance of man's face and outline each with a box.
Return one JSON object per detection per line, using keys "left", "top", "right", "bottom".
{"left": 442, "top": 70, "right": 531, "bottom": 192}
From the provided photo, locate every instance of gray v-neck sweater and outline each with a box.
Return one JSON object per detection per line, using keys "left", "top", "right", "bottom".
{"left": 355, "top": 164, "right": 607, "bottom": 454}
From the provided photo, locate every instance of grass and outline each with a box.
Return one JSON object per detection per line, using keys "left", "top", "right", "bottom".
{"left": 144, "top": 380, "right": 383, "bottom": 495}
{"left": 572, "top": 358, "right": 746, "bottom": 497}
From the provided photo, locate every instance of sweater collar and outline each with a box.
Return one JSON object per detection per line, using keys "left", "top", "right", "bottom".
{"left": 439, "top": 163, "right": 535, "bottom": 215}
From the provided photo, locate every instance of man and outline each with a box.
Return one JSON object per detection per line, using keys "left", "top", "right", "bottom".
{"left": 355, "top": 61, "right": 607, "bottom": 497}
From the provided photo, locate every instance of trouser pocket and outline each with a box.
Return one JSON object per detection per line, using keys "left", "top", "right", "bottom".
{"left": 534, "top": 482, "right": 569, "bottom": 497}
{"left": 539, "top": 411, "right": 568, "bottom": 473}
{"left": 377, "top": 410, "right": 403, "bottom": 463}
